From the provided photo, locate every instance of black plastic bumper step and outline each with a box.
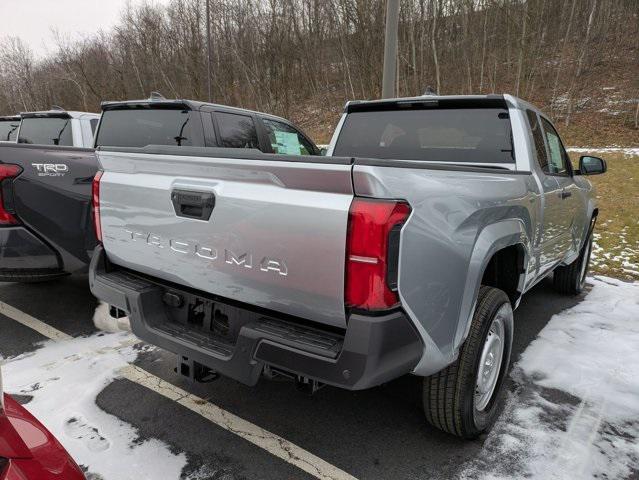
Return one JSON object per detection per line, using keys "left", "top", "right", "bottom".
{"left": 154, "top": 321, "right": 234, "bottom": 357}
{"left": 252, "top": 317, "right": 343, "bottom": 359}
{"left": 98, "top": 270, "right": 154, "bottom": 292}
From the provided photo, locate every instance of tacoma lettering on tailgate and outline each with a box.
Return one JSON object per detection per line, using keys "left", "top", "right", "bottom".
{"left": 122, "top": 228, "right": 288, "bottom": 276}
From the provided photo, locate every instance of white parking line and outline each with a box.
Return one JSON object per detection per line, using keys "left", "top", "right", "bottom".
{"left": 121, "top": 365, "right": 357, "bottom": 480}
{"left": 0, "top": 301, "right": 72, "bottom": 341}
{"left": 1, "top": 302, "right": 358, "bottom": 480}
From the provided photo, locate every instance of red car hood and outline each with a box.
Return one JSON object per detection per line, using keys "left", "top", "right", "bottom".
{"left": 0, "top": 394, "right": 85, "bottom": 480}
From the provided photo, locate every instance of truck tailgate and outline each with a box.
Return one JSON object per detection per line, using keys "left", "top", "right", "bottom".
{"left": 97, "top": 148, "right": 354, "bottom": 328}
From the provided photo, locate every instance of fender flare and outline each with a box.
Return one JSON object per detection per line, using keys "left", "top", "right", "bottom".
{"left": 455, "top": 218, "right": 531, "bottom": 351}
{"left": 411, "top": 219, "right": 531, "bottom": 377}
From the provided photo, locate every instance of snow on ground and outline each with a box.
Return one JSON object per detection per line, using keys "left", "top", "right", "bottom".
{"left": 461, "top": 276, "right": 639, "bottom": 480}
{"left": 2, "top": 276, "right": 639, "bottom": 479}
{"left": 1, "top": 332, "right": 187, "bottom": 480}
{"left": 566, "top": 147, "right": 639, "bottom": 157}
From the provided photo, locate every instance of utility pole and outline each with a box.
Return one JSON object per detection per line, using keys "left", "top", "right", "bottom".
{"left": 381, "top": 0, "right": 400, "bottom": 99}
{"left": 206, "top": 0, "right": 212, "bottom": 102}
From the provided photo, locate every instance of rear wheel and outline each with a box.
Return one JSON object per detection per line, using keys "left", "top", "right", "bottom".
{"left": 423, "top": 286, "right": 513, "bottom": 439}
{"left": 553, "top": 227, "right": 593, "bottom": 295}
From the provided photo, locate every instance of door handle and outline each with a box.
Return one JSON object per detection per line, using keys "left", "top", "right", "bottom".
{"left": 559, "top": 190, "right": 572, "bottom": 199}
{"left": 171, "top": 190, "right": 216, "bottom": 220}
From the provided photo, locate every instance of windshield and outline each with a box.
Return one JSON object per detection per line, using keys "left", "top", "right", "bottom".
{"left": 18, "top": 117, "right": 73, "bottom": 146}
{"left": 333, "top": 107, "right": 514, "bottom": 163}
{"left": 0, "top": 119, "right": 20, "bottom": 142}
{"left": 95, "top": 109, "right": 195, "bottom": 148}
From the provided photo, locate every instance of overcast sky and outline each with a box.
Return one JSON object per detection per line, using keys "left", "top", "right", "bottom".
{"left": 0, "top": 0, "right": 172, "bottom": 58}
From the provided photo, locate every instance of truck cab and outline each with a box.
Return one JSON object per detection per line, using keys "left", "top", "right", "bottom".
{"left": 17, "top": 109, "right": 99, "bottom": 148}
{"left": 95, "top": 98, "right": 319, "bottom": 156}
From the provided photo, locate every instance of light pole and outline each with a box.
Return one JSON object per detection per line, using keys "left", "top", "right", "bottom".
{"left": 381, "top": 0, "right": 400, "bottom": 99}
{"left": 206, "top": 0, "right": 212, "bottom": 102}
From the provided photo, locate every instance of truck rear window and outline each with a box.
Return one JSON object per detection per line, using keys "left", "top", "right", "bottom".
{"left": 333, "top": 108, "right": 514, "bottom": 163}
{"left": 18, "top": 117, "right": 73, "bottom": 146}
{"left": 0, "top": 120, "right": 20, "bottom": 142}
{"left": 95, "top": 109, "right": 195, "bottom": 148}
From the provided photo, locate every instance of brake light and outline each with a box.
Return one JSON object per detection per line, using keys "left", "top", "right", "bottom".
{"left": 345, "top": 198, "right": 411, "bottom": 310}
{"left": 92, "top": 171, "right": 103, "bottom": 242}
{"left": 0, "top": 164, "right": 22, "bottom": 225}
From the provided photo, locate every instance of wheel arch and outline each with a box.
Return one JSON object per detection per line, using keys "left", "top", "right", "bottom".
{"left": 453, "top": 219, "right": 531, "bottom": 360}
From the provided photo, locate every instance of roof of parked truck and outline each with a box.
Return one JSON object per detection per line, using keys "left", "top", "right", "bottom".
{"left": 101, "top": 98, "right": 293, "bottom": 123}
{"left": 0, "top": 115, "right": 20, "bottom": 121}
{"left": 20, "top": 109, "right": 100, "bottom": 120}
{"left": 344, "top": 94, "right": 541, "bottom": 114}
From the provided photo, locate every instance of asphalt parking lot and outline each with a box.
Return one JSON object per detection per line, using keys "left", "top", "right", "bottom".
{"left": 0, "top": 275, "right": 585, "bottom": 480}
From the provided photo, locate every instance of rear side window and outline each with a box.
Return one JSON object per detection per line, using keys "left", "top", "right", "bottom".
{"left": 526, "top": 110, "right": 549, "bottom": 171}
{"left": 18, "top": 117, "right": 73, "bottom": 146}
{"left": 0, "top": 120, "right": 20, "bottom": 142}
{"left": 262, "top": 119, "right": 316, "bottom": 155}
{"left": 216, "top": 112, "right": 259, "bottom": 149}
{"left": 95, "top": 109, "right": 195, "bottom": 148}
{"left": 540, "top": 118, "right": 569, "bottom": 175}
{"left": 333, "top": 108, "right": 514, "bottom": 163}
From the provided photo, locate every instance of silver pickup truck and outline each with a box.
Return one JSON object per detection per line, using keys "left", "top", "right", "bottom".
{"left": 89, "top": 94, "right": 606, "bottom": 438}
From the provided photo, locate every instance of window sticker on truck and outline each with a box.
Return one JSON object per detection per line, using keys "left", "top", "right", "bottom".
{"left": 31, "top": 163, "right": 68, "bottom": 177}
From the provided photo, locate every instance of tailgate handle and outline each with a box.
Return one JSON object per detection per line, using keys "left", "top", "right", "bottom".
{"left": 171, "top": 190, "right": 215, "bottom": 221}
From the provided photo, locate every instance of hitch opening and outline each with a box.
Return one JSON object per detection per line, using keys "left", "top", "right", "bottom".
{"left": 176, "top": 356, "right": 219, "bottom": 383}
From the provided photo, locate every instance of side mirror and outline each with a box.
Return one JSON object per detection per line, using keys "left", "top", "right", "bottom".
{"left": 578, "top": 155, "right": 607, "bottom": 175}
{"left": 319, "top": 147, "right": 328, "bottom": 156}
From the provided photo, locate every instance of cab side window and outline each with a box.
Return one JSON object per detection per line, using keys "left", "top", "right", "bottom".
{"left": 216, "top": 112, "right": 259, "bottom": 149}
{"left": 540, "top": 117, "right": 569, "bottom": 175}
{"left": 262, "top": 118, "right": 316, "bottom": 156}
{"left": 525, "top": 110, "right": 549, "bottom": 172}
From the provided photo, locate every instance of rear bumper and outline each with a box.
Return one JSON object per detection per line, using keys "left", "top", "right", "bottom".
{"left": 0, "top": 227, "right": 63, "bottom": 281}
{"left": 89, "top": 245, "right": 423, "bottom": 390}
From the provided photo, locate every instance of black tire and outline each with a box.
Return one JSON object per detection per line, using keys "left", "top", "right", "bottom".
{"left": 423, "top": 286, "right": 513, "bottom": 439}
{"left": 553, "top": 227, "right": 593, "bottom": 295}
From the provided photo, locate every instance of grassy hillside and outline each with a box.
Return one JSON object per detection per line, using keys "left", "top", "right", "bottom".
{"left": 580, "top": 151, "right": 639, "bottom": 280}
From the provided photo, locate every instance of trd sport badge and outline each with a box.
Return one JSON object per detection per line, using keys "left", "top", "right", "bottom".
{"left": 32, "top": 163, "right": 68, "bottom": 177}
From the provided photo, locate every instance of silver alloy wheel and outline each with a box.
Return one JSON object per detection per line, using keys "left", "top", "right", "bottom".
{"left": 474, "top": 303, "right": 511, "bottom": 411}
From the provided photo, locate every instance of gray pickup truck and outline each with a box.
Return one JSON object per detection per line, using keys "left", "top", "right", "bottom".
{"left": 89, "top": 94, "right": 606, "bottom": 438}
{"left": 0, "top": 109, "right": 100, "bottom": 282}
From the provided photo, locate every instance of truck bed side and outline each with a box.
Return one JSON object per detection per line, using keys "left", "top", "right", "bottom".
{"left": 352, "top": 159, "right": 539, "bottom": 374}
{"left": 0, "top": 143, "right": 98, "bottom": 274}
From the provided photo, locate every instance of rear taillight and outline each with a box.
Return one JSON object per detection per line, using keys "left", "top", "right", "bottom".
{"left": 0, "top": 164, "right": 22, "bottom": 225}
{"left": 92, "top": 171, "right": 103, "bottom": 242}
{"left": 345, "top": 198, "right": 411, "bottom": 311}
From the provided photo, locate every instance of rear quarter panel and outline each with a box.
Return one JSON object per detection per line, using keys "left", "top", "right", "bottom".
{"left": 353, "top": 163, "right": 539, "bottom": 375}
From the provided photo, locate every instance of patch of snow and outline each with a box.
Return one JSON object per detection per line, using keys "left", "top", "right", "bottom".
{"left": 461, "top": 276, "right": 639, "bottom": 480}
{"left": 93, "top": 301, "right": 131, "bottom": 333}
{"left": 566, "top": 147, "right": 639, "bottom": 157}
{"left": 1, "top": 333, "right": 187, "bottom": 480}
